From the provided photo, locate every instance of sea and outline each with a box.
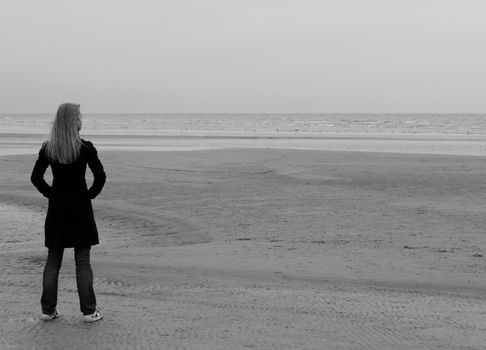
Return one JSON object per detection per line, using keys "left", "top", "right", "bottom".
{"left": 1, "top": 114, "right": 486, "bottom": 155}
{"left": 1, "top": 113, "right": 486, "bottom": 135}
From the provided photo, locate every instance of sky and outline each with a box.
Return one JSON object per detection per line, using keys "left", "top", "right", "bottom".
{"left": 1, "top": 0, "right": 485, "bottom": 113}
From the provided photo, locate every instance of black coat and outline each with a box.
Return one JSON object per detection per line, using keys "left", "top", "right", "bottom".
{"left": 31, "top": 139, "right": 106, "bottom": 248}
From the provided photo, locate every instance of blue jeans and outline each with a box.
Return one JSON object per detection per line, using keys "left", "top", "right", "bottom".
{"left": 41, "top": 246, "right": 97, "bottom": 316}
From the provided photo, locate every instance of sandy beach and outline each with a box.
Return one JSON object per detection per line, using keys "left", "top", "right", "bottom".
{"left": 1, "top": 138, "right": 486, "bottom": 349}
{"left": 3, "top": 0, "right": 486, "bottom": 344}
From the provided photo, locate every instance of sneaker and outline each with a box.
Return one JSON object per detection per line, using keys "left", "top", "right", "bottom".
{"left": 42, "top": 310, "right": 60, "bottom": 322}
{"left": 84, "top": 310, "right": 103, "bottom": 323}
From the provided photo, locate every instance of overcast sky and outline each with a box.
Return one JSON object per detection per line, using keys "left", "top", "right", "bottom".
{"left": 1, "top": 0, "right": 485, "bottom": 113}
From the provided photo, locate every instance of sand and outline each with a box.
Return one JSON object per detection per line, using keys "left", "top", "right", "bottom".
{"left": 1, "top": 145, "right": 486, "bottom": 349}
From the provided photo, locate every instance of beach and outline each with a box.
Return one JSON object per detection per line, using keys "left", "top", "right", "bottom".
{"left": 1, "top": 130, "right": 486, "bottom": 349}
{"left": 3, "top": 0, "right": 486, "bottom": 342}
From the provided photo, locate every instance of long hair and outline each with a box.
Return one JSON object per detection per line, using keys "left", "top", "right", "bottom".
{"left": 46, "top": 103, "right": 82, "bottom": 164}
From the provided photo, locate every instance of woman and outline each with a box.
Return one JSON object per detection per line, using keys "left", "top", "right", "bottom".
{"left": 31, "top": 103, "right": 106, "bottom": 323}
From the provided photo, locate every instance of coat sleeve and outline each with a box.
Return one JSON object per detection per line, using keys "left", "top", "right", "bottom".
{"left": 86, "top": 142, "right": 106, "bottom": 199}
{"left": 30, "top": 142, "right": 52, "bottom": 199}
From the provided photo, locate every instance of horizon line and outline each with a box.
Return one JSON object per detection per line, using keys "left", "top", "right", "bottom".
{"left": 1, "top": 112, "right": 486, "bottom": 115}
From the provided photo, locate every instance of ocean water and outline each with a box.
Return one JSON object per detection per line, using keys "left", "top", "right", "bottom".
{"left": 1, "top": 114, "right": 486, "bottom": 156}
{"left": 1, "top": 113, "right": 486, "bottom": 136}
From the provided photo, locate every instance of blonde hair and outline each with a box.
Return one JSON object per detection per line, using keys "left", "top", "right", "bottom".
{"left": 46, "top": 103, "right": 82, "bottom": 164}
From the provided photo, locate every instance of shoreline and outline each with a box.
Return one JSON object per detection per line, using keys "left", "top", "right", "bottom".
{"left": 2, "top": 131, "right": 486, "bottom": 156}
{"left": 2, "top": 130, "right": 486, "bottom": 139}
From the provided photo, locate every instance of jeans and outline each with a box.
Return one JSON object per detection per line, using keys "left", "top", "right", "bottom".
{"left": 41, "top": 246, "right": 97, "bottom": 316}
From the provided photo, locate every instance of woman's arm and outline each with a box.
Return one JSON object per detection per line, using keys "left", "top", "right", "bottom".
{"left": 86, "top": 142, "right": 106, "bottom": 199}
{"left": 30, "top": 143, "right": 52, "bottom": 198}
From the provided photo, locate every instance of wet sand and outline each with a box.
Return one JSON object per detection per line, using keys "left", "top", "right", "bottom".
{"left": 2, "top": 132, "right": 486, "bottom": 156}
{"left": 1, "top": 145, "right": 486, "bottom": 349}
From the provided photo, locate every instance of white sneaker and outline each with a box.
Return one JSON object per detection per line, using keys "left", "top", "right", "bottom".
{"left": 84, "top": 310, "right": 103, "bottom": 323}
{"left": 42, "top": 310, "right": 60, "bottom": 322}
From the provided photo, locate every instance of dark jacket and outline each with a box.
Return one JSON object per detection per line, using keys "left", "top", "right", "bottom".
{"left": 31, "top": 139, "right": 106, "bottom": 248}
